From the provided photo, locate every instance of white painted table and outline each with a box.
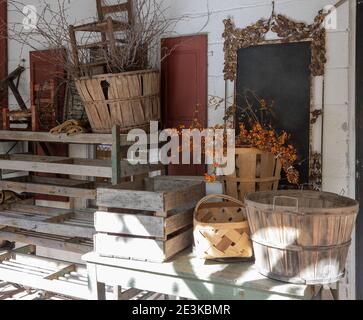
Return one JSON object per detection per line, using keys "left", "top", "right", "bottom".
{"left": 82, "top": 250, "right": 317, "bottom": 300}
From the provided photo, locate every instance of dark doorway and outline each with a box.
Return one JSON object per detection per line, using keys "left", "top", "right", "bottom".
{"left": 356, "top": 0, "right": 363, "bottom": 300}
{"left": 236, "top": 42, "right": 311, "bottom": 185}
{"left": 161, "top": 34, "right": 208, "bottom": 176}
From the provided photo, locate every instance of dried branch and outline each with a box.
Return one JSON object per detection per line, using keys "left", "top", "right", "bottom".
{"left": 0, "top": 0, "right": 211, "bottom": 79}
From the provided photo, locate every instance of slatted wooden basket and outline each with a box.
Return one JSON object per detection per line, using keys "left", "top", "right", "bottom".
{"left": 245, "top": 190, "right": 359, "bottom": 285}
{"left": 193, "top": 194, "right": 253, "bottom": 260}
{"left": 75, "top": 69, "right": 160, "bottom": 133}
{"left": 222, "top": 148, "right": 281, "bottom": 202}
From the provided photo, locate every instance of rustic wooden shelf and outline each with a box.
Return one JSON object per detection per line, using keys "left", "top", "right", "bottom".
{"left": 0, "top": 154, "right": 163, "bottom": 178}
{"left": 0, "top": 246, "right": 90, "bottom": 299}
{"left": 0, "top": 245, "right": 163, "bottom": 300}
{"left": 0, "top": 130, "right": 135, "bottom": 145}
{"left": 0, "top": 202, "right": 95, "bottom": 238}
{"left": 0, "top": 176, "right": 97, "bottom": 199}
{"left": 0, "top": 227, "right": 93, "bottom": 254}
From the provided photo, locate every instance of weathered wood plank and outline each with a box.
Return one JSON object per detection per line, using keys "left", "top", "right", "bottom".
{"left": 45, "top": 264, "right": 76, "bottom": 280}
{"left": 165, "top": 209, "right": 193, "bottom": 236}
{"left": 95, "top": 210, "right": 165, "bottom": 238}
{"left": 97, "top": 188, "right": 164, "bottom": 211}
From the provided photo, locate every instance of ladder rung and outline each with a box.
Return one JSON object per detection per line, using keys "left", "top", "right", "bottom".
{"left": 77, "top": 41, "right": 109, "bottom": 49}
{"left": 72, "top": 21, "right": 107, "bottom": 32}
{"left": 73, "top": 20, "right": 129, "bottom": 32}
{"left": 79, "top": 61, "right": 107, "bottom": 69}
{"left": 101, "top": 3, "right": 129, "bottom": 15}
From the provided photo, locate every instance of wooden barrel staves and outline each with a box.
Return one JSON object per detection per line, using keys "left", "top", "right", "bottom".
{"left": 245, "top": 190, "right": 359, "bottom": 285}
{"left": 221, "top": 148, "right": 282, "bottom": 202}
{"left": 75, "top": 69, "right": 160, "bottom": 133}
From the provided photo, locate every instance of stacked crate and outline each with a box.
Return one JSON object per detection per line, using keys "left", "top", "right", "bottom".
{"left": 94, "top": 177, "right": 206, "bottom": 262}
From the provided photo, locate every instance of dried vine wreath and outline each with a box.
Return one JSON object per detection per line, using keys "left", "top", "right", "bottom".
{"left": 223, "top": 9, "right": 329, "bottom": 81}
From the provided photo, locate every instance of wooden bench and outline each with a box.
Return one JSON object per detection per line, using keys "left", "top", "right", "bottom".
{"left": 82, "top": 249, "right": 319, "bottom": 300}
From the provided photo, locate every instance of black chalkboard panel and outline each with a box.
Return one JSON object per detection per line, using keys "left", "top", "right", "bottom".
{"left": 236, "top": 42, "right": 311, "bottom": 185}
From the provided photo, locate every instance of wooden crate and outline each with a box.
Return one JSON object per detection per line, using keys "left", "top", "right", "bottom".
{"left": 95, "top": 177, "right": 206, "bottom": 262}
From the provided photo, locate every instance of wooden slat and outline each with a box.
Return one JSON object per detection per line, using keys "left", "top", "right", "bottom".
{"left": 0, "top": 228, "right": 92, "bottom": 254}
{"left": 164, "top": 209, "right": 193, "bottom": 236}
{"left": 45, "top": 264, "right": 76, "bottom": 280}
{"left": 95, "top": 210, "right": 165, "bottom": 238}
{"left": 97, "top": 188, "right": 164, "bottom": 211}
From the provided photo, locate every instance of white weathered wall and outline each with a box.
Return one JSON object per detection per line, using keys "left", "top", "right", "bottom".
{"left": 4, "top": 0, "right": 356, "bottom": 298}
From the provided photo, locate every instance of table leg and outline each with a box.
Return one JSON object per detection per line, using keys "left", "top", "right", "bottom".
{"left": 87, "top": 263, "right": 106, "bottom": 300}
{"left": 113, "top": 285, "right": 122, "bottom": 300}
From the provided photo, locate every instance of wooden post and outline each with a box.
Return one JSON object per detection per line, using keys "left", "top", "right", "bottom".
{"left": 112, "top": 125, "right": 121, "bottom": 185}
{"left": 106, "top": 17, "right": 117, "bottom": 70}
{"left": 87, "top": 263, "right": 106, "bottom": 300}
{"left": 31, "top": 105, "right": 39, "bottom": 131}
{"left": 69, "top": 25, "right": 80, "bottom": 77}
{"left": 113, "top": 285, "right": 122, "bottom": 300}
{"left": 2, "top": 108, "right": 9, "bottom": 130}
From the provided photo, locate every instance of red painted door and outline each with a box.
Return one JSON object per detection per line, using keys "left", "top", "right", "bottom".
{"left": 161, "top": 35, "right": 208, "bottom": 176}
{"left": 30, "top": 48, "right": 68, "bottom": 202}
{"left": 30, "top": 48, "right": 67, "bottom": 130}
{"left": 0, "top": 0, "right": 7, "bottom": 128}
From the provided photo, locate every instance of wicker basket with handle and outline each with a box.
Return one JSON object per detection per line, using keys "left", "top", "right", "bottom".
{"left": 193, "top": 194, "right": 253, "bottom": 260}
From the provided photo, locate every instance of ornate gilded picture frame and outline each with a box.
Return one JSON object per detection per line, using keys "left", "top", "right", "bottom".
{"left": 222, "top": 10, "right": 328, "bottom": 188}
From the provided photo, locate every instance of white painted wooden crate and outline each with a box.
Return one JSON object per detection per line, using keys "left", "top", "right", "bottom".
{"left": 95, "top": 177, "right": 206, "bottom": 262}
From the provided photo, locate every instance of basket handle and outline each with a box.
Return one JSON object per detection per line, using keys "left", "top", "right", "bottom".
{"left": 194, "top": 194, "right": 245, "bottom": 213}
{"left": 272, "top": 196, "right": 299, "bottom": 212}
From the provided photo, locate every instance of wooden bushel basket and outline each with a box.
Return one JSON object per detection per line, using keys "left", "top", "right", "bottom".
{"left": 193, "top": 194, "right": 253, "bottom": 260}
{"left": 222, "top": 148, "right": 282, "bottom": 202}
{"left": 75, "top": 69, "right": 160, "bottom": 133}
{"left": 245, "top": 190, "right": 359, "bottom": 285}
